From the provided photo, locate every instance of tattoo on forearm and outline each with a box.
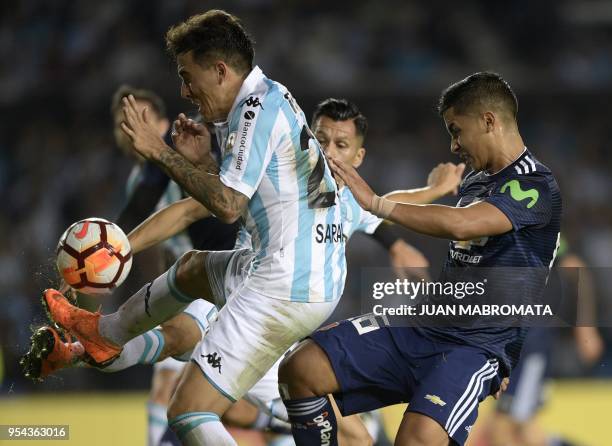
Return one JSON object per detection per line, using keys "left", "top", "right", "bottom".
{"left": 157, "top": 148, "right": 242, "bottom": 218}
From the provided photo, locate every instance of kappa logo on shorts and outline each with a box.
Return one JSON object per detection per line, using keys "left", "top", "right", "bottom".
{"left": 425, "top": 394, "right": 446, "bottom": 406}
{"left": 203, "top": 352, "right": 222, "bottom": 373}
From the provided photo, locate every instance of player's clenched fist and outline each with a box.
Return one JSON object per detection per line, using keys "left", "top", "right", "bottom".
{"left": 427, "top": 162, "right": 466, "bottom": 196}
{"left": 121, "top": 94, "right": 168, "bottom": 160}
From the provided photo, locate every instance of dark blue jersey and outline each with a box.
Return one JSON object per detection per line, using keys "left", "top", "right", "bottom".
{"left": 415, "top": 148, "right": 562, "bottom": 374}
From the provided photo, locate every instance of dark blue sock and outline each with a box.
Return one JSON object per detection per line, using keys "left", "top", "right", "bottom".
{"left": 284, "top": 395, "right": 338, "bottom": 446}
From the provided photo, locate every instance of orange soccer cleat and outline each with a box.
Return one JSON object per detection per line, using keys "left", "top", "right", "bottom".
{"left": 20, "top": 325, "right": 85, "bottom": 381}
{"left": 41, "top": 288, "right": 122, "bottom": 365}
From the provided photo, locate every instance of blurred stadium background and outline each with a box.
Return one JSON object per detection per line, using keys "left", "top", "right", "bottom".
{"left": 1, "top": 0, "right": 611, "bottom": 444}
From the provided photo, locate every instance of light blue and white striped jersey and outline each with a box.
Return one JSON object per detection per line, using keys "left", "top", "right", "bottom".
{"left": 213, "top": 66, "right": 346, "bottom": 303}
{"left": 338, "top": 186, "right": 382, "bottom": 239}
{"left": 232, "top": 186, "right": 381, "bottom": 271}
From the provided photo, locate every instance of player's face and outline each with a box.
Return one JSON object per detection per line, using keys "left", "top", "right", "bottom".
{"left": 313, "top": 116, "right": 365, "bottom": 168}
{"left": 176, "top": 52, "right": 226, "bottom": 123}
{"left": 114, "top": 99, "right": 167, "bottom": 160}
{"left": 443, "top": 107, "right": 490, "bottom": 171}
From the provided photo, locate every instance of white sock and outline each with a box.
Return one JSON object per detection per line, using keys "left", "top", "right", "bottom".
{"left": 147, "top": 402, "right": 168, "bottom": 446}
{"left": 99, "top": 265, "right": 195, "bottom": 345}
{"left": 169, "top": 412, "right": 236, "bottom": 446}
{"left": 100, "top": 329, "right": 165, "bottom": 372}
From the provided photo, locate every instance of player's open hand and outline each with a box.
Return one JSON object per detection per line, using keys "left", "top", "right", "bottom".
{"left": 121, "top": 95, "right": 168, "bottom": 160}
{"left": 171, "top": 113, "right": 212, "bottom": 166}
{"left": 427, "top": 162, "right": 466, "bottom": 196}
{"left": 328, "top": 157, "right": 376, "bottom": 212}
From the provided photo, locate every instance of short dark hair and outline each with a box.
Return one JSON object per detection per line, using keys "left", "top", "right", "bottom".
{"left": 166, "top": 10, "right": 254, "bottom": 74}
{"left": 110, "top": 85, "right": 166, "bottom": 118}
{"left": 312, "top": 98, "right": 368, "bottom": 140}
{"left": 437, "top": 72, "right": 518, "bottom": 120}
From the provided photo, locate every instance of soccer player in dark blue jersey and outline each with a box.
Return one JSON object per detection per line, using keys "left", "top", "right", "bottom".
{"left": 280, "top": 72, "right": 562, "bottom": 446}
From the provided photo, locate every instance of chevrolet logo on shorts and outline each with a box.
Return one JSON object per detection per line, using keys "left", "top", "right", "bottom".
{"left": 425, "top": 394, "right": 446, "bottom": 406}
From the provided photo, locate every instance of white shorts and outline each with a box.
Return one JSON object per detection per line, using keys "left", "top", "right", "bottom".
{"left": 193, "top": 250, "right": 338, "bottom": 401}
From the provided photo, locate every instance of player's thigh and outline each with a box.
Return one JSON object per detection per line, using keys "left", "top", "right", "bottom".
{"left": 394, "top": 412, "right": 449, "bottom": 446}
{"left": 175, "top": 248, "right": 251, "bottom": 300}
{"left": 278, "top": 339, "right": 340, "bottom": 399}
{"left": 159, "top": 312, "right": 202, "bottom": 360}
{"left": 245, "top": 357, "right": 288, "bottom": 421}
{"left": 305, "top": 315, "right": 410, "bottom": 416}
{"left": 167, "top": 361, "right": 234, "bottom": 419}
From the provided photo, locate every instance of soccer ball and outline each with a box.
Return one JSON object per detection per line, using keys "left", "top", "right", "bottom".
{"left": 56, "top": 218, "right": 133, "bottom": 295}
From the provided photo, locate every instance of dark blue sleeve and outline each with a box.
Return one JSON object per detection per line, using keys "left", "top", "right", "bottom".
{"left": 485, "top": 174, "right": 552, "bottom": 231}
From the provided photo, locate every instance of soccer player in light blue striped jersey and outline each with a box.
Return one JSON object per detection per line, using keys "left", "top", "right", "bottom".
{"left": 41, "top": 10, "right": 345, "bottom": 446}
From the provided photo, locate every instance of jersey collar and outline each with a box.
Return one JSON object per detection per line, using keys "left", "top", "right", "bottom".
{"left": 484, "top": 146, "right": 528, "bottom": 178}
{"left": 228, "top": 65, "right": 264, "bottom": 120}
{"left": 209, "top": 66, "right": 265, "bottom": 144}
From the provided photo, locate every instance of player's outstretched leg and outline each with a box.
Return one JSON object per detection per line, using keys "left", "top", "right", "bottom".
{"left": 42, "top": 250, "right": 214, "bottom": 364}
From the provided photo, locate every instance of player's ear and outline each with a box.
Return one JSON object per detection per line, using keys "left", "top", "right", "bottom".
{"left": 215, "top": 61, "right": 227, "bottom": 84}
{"left": 352, "top": 147, "right": 366, "bottom": 168}
{"left": 483, "top": 111, "right": 495, "bottom": 133}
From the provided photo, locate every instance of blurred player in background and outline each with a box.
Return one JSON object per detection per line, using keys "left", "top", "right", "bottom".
{"left": 281, "top": 72, "right": 561, "bottom": 446}
{"left": 483, "top": 240, "right": 604, "bottom": 446}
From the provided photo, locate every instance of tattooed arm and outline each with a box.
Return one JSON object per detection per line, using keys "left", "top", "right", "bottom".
{"left": 155, "top": 147, "right": 247, "bottom": 223}
{"left": 121, "top": 95, "right": 248, "bottom": 223}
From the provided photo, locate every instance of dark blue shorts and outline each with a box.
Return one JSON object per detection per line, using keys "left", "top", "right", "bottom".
{"left": 310, "top": 314, "right": 502, "bottom": 446}
{"left": 496, "top": 327, "right": 551, "bottom": 421}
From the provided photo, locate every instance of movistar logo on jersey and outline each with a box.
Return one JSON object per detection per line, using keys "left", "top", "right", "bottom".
{"left": 500, "top": 179, "right": 539, "bottom": 208}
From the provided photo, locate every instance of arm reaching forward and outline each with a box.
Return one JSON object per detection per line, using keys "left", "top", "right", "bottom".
{"left": 384, "top": 162, "right": 465, "bottom": 204}
{"left": 128, "top": 197, "right": 210, "bottom": 254}
{"left": 329, "top": 157, "right": 512, "bottom": 241}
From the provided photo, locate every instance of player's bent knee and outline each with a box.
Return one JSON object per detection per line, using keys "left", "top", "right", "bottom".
{"left": 396, "top": 412, "right": 449, "bottom": 446}
{"left": 160, "top": 313, "right": 202, "bottom": 358}
{"left": 278, "top": 339, "right": 338, "bottom": 398}
{"left": 174, "top": 250, "right": 211, "bottom": 298}
{"left": 175, "top": 250, "right": 207, "bottom": 283}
